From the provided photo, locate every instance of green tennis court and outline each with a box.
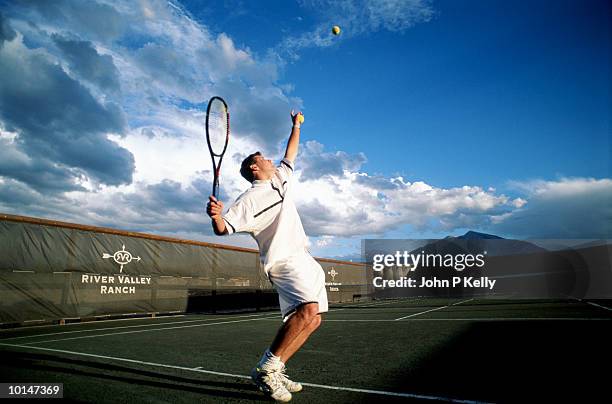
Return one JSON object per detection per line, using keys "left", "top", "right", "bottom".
{"left": 1, "top": 297, "right": 610, "bottom": 403}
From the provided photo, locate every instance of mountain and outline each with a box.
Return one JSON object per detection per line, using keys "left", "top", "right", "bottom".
{"left": 457, "top": 231, "right": 504, "bottom": 240}
{"left": 413, "top": 231, "right": 548, "bottom": 257}
{"left": 362, "top": 231, "right": 548, "bottom": 263}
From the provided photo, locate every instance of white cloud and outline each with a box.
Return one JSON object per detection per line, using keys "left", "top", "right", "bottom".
{"left": 315, "top": 235, "right": 335, "bottom": 248}
{"left": 294, "top": 173, "right": 611, "bottom": 241}
{"left": 293, "top": 168, "right": 518, "bottom": 237}
{"left": 298, "top": 140, "right": 367, "bottom": 180}
{"left": 278, "top": 0, "right": 435, "bottom": 58}
{"left": 489, "top": 178, "right": 612, "bottom": 238}
{"left": 1, "top": 0, "right": 606, "bottom": 253}
{"left": 0, "top": 0, "right": 297, "bottom": 248}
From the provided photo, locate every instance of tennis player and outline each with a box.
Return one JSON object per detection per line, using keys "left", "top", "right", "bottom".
{"left": 206, "top": 110, "right": 328, "bottom": 402}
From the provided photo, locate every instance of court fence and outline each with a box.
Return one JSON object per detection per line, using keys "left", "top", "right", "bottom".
{"left": 0, "top": 214, "right": 368, "bottom": 327}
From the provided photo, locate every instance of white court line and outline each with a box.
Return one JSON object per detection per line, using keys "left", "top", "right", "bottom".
{"left": 270, "top": 318, "right": 612, "bottom": 322}
{"left": 0, "top": 309, "right": 344, "bottom": 341}
{"left": 451, "top": 298, "right": 474, "bottom": 306}
{"left": 567, "top": 295, "right": 612, "bottom": 312}
{"left": 0, "top": 312, "right": 277, "bottom": 342}
{"left": 356, "top": 300, "right": 423, "bottom": 308}
{"left": 395, "top": 299, "right": 474, "bottom": 321}
{"left": 0, "top": 314, "right": 186, "bottom": 332}
{"left": 15, "top": 308, "right": 347, "bottom": 346}
{"left": 395, "top": 306, "right": 449, "bottom": 321}
{"left": 587, "top": 302, "right": 612, "bottom": 312}
{"left": 0, "top": 313, "right": 185, "bottom": 334}
{"left": 20, "top": 316, "right": 280, "bottom": 345}
{"left": 298, "top": 381, "right": 488, "bottom": 403}
{"left": 0, "top": 342, "right": 490, "bottom": 403}
{"left": 344, "top": 298, "right": 422, "bottom": 308}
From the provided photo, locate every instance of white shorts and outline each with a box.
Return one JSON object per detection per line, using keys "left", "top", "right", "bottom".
{"left": 267, "top": 252, "right": 329, "bottom": 320}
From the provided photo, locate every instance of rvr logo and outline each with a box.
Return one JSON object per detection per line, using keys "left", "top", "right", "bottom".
{"left": 102, "top": 244, "right": 141, "bottom": 273}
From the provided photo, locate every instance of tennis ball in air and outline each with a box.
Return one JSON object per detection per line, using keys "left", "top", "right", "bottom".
{"left": 332, "top": 25, "right": 341, "bottom": 35}
{"left": 298, "top": 114, "right": 304, "bottom": 124}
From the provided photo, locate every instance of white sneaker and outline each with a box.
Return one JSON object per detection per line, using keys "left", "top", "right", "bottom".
{"left": 251, "top": 367, "right": 292, "bottom": 402}
{"left": 278, "top": 365, "right": 303, "bottom": 393}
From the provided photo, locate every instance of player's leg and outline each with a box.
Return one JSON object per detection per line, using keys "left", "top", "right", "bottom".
{"left": 269, "top": 302, "right": 320, "bottom": 359}
{"left": 252, "top": 310, "right": 309, "bottom": 403}
{"left": 278, "top": 313, "right": 321, "bottom": 363}
{"left": 254, "top": 303, "right": 320, "bottom": 395}
{"left": 279, "top": 257, "right": 328, "bottom": 363}
{"left": 273, "top": 313, "right": 321, "bottom": 394}
{"left": 251, "top": 303, "right": 319, "bottom": 400}
{"left": 251, "top": 254, "right": 328, "bottom": 398}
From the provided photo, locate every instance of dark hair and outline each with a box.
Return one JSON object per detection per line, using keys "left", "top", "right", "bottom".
{"left": 240, "top": 151, "right": 261, "bottom": 183}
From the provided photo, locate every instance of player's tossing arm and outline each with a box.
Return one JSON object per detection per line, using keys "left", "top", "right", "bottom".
{"left": 284, "top": 110, "right": 303, "bottom": 163}
{"left": 206, "top": 196, "right": 228, "bottom": 235}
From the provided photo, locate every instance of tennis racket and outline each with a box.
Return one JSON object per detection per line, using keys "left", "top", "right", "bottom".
{"left": 205, "top": 96, "right": 230, "bottom": 199}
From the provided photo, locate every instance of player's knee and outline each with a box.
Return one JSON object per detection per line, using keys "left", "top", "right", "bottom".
{"left": 310, "top": 314, "right": 322, "bottom": 330}
{"left": 297, "top": 302, "right": 319, "bottom": 321}
{"left": 305, "top": 302, "right": 320, "bottom": 320}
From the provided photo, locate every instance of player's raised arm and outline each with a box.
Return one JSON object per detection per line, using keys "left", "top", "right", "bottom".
{"left": 284, "top": 110, "right": 303, "bottom": 163}
{"left": 206, "top": 196, "right": 227, "bottom": 235}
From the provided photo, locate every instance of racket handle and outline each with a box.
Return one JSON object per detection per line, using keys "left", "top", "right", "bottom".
{"left": 212, "top": 178, "right": 219, "bottom": 200}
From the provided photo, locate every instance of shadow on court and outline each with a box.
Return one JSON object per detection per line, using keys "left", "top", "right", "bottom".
{"left": 0, "top": 350, "right": 266, "bottom": 402}
{"left": 370, "top": 320, "right": 610, "bottom": 403}
{"left": 1, "top": 299, "right": 610, "bottom": 403}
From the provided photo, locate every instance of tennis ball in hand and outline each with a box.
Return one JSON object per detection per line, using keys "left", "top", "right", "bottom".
{"left": 332, "top": 26, "right": 341, "bottom": 35}
{"left": 297, "top": 114, "right": 304, "bottom": 124}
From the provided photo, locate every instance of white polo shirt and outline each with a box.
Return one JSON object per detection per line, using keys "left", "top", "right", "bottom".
{"left": 223, "top": 158, "right": 308, "bottom": 274}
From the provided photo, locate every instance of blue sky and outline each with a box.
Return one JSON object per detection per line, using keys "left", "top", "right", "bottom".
{"left": 191, "top": 0, "right": 609, "bottom": 189}
{"left": 0, "top": 0, "right": 609, "bottom": 259}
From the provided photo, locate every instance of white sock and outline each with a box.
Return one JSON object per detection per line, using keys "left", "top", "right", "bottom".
{"left": 258, "top": 348, "right": 283, "bottom": 372}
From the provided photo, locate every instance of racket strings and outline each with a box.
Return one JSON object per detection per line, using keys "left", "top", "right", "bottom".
{"left": 206, "top": 97, "right": 229, "bottom": 198}
{"left": 207, "top": 104, "right": 228, "bottom": 155}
